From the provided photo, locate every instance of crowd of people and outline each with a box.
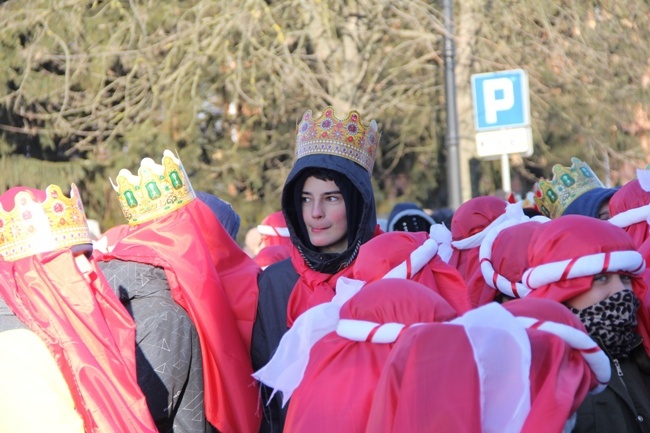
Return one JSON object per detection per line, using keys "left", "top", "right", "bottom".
{"left": 2, "top": 105, "right": 650, "bottom": 433}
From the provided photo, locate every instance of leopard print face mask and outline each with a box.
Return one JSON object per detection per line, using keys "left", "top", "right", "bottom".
{"left": 570, "top": 289, "right": 640, "bottom": 359}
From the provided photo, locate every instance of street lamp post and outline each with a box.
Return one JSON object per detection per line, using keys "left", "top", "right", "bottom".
{"left": 443, "top": 0, "right": 462, "bottom": 210}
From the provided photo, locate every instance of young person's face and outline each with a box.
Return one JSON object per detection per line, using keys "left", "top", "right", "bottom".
{"left": 565, "top": 273, "right": 633, "bottom": 310}
{"left": 301, "top": 176, "right": 348, "bottom": 253}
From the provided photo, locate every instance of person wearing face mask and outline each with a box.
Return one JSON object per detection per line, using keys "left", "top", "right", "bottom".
{"left": 517, "top": 215, "right": 650, "bottom": 432}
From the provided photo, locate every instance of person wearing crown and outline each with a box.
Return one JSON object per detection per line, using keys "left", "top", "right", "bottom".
{"left": 251, "top": 106, "right": 383, "bottom": 432}
{"left": 94, "top": 150, "right": 262, "bottom": 433}
{"left": 0, "top": 184, "right": 157, "bottom": 432}
{"left": 534, "top": 157, "right": 618, "bottom": 220}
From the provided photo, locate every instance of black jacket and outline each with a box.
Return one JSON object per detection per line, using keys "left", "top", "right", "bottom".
{"left": 99, "top": 259, "right": 217, "bottom": 433}
{"left": 573, "top": 344, "right": 650, "bottom": 433}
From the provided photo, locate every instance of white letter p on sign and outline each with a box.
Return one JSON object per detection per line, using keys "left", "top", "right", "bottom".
{"left": 483, "top": 78, "right": 514, "bottom": 124}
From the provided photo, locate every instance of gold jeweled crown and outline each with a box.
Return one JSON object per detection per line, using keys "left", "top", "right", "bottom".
{"left": 295, "top": 106, "right": 380, "bottom": 173}
{"left": 533, "top": 157, "right": 604, "bottom": 219}
{"left": 0, "top": 184, "right": 92, "bottom": 261}
{"left": 110, "top": 149, "right": 196, "bottom": 226}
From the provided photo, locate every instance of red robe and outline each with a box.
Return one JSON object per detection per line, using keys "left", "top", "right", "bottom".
{"left": 96, "top": 199, "right": 261, "bottom": 433}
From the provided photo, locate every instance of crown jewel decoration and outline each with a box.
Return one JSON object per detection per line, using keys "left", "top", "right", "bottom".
{"left": 295, "top": 106, "right": 380, "bottom": 173}
{"left": 0, "top": 184, "right": 92, "bottom": 262}
{"left": 111, "top": 149, "right": 196, "bottom": 226}
{"left": 534, "top": 157, "right": 604, "bottom": 219}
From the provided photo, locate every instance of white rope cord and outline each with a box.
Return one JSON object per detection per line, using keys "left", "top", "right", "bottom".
{"left": 383, "top": 238, "right": 439, "bottom": 279}
{"left": 608, "top": 203, "right": 650, "bottom": 228}
{"left": 479, "top": 209, "right": 550, "bottom": 298}
{"left": 522, "top": 250, "right": 645, "bottom": 290}
{"left": 516, "top": 316, "right": 611, "bottom": 394}
{"left": 609, "top": 169, "right": 650, "bottom": 228}
{"left": 336, "top": 320, "right": 424, "bottom": 343}
{"left": 256, "top": 224, "right": 290, "bottom": 237}
{"left": 450, "top": 202, "right": 509, "bottom": 250}
{"left": 429, "top": 223, "right": 453, "bottom": 263}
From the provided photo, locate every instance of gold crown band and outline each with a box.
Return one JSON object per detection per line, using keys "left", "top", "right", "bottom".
{"left": 111, "top": 149, "right": 196, "bottom": 226}
{"left": 0, "top": 184, "right": 92, "bottom": 261}
{"left": 295, "top": 107, "right": 380, "bottom": 173}
{"left": 534, "top": 157, "right": 604, "bottom": 219}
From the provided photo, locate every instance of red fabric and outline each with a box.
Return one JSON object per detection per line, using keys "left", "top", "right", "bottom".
{"left": 526, "top": 215, "right": 650, "bottom": 356}
{"left": 365, "top": 322, "right": 482, "bottom": 433}
{"left": 285, "top": 226, "right": 384, "bottom": 327}
{"left": 0, "top": 186, "right": 46, "bottom": 206}
{"left": 254, "top": 244, "right": 292, "bottom": 268}
{"left": 0, "top": 250, "right": 157, "bottom": 433}
{"left": 95, "top": 200, "right": 261, "bottom": 433}
{"left": 286, "top": 245, "right": 356, "bottom": 327}
{"left": 366, "top": 298, "right": 597, "bottom": 433}
{"left": 352, "top": 231, "right": 472, "bottom": 314}
{"left": 260, "top": 211, "right": 292, "bottom": 247}
{"left": 449, "top": 196, "right": 507, "bottom": 307}
{"left": 478, "top": 221, "right": 543, "bottom": 305}
{"left": 284, "top": 279, "right": 457, "bottom": 433}
{"left": 504, "top": 299, "right": 595, "bottom": 433}
{"left": 609, "top": 179, "right": 650, "bottom": 247}
{"left": 609, "top": 181, "right": 650, "bottom": 293}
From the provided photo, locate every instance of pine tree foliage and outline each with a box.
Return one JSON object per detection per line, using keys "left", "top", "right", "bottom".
{"left": 0, "top": 0, "right": 648, "bottom": 232}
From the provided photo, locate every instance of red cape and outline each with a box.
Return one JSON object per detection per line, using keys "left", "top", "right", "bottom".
{"left": 96, "top": 200, "right": 261, "bottom": 433}
{"left": 0, "top": 251, "right": 157, "bottom": 433}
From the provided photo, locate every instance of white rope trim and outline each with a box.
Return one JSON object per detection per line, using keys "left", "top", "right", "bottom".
{"left": 429, "top": 223, "right": 453, "bottom": 263}
{"left": 336, "top": 320, "right": 423, "bottom": 343}
{"left": 608, "top": 203, "right": 650, "bottom": 229}
{"left": 638, "top": 169, "right": 650, "bottom": 192}
{"left": 383, "top": 238, "right": 439, "bottom": 279}
{"left": 516, "top": 317, "right": 611, "bottom": 394}
{"left": 522, "top": 250, "right": 645, "bottom": 290}
{"left": 479, "top": 208, "right": 550, "bottom": 298}
{"left": 257, "top": 224, "right": 290, "bottom": 237}
{"left": 451, "top": 201, "right": 509, "bottom": 250}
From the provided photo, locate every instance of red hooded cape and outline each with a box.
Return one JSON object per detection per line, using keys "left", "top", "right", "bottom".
{"left": 449, "top": 196, "right": 507, "bottom": 307}
{"left": 366, "top": 299, "right": 600, "bottom": 433}
{"left": 284, "top": 279, "right": 457, "bottom": 433}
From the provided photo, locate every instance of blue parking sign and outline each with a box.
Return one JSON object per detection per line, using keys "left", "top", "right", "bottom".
{"left": 471, "top": 69, "right": 530, "bottom": 131}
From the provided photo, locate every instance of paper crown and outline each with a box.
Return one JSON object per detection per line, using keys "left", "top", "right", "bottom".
{"left": 295, "top": 106, "right": 380, "bottom": 173}
{"left": 0, "top": 184, "right": 92, "bottom": 261}
{"left": 534, "top": 157, "right": 604, "bottom": 219}
{"left": 111, "top": 149, "right": 196, "bottom": 225}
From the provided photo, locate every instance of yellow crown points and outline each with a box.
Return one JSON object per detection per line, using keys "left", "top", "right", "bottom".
{"left": 111, "top": 149, "right": 196, "bottom": 226}
{"left": 0, "top": 184, "right": 92, "bottom": 262}
{"left": 533, "top": 157, "right": 604, "bottom": 219}
{"left": 295, "top": 106, "right": 380, "bottom": 173}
